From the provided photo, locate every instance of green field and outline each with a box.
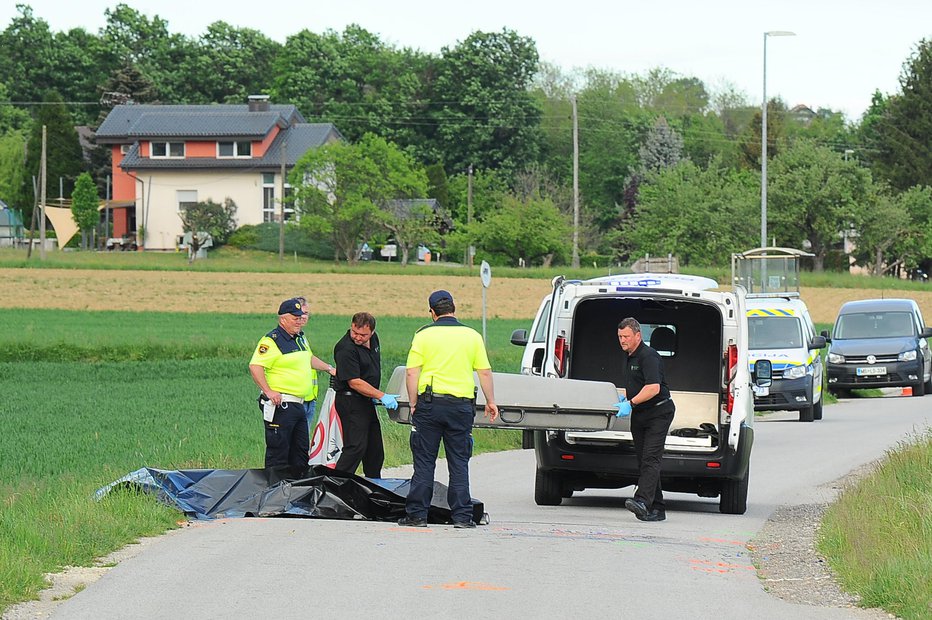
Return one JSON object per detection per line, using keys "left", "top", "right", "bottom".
{"left": 0, "top": 308, "right": 529, "bottom": 612}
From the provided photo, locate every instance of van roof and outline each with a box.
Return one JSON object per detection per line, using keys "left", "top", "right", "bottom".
{"left": 582, "top": 273, "right": 720, "bottom": 292}
{"left": 746, "top": 297, "right": 808, "bottom": 310}
{"left": 838, "top": 298, "right": 917, "bottom": 314}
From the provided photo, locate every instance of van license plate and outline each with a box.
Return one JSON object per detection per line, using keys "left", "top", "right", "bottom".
{"left": 856, "top": 366, "right": 886, "bottom": 376}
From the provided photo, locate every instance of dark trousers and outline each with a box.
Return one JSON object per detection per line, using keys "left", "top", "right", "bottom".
{"left": 260, "top": 399, "right": 309, "bottom": 479}
{"left": 334, "top": 393, "right": 385, "bottom": 478}
{"left": 405, "top": 397, "right": 474, "bottom": 523}
{"left": 630, "top": 404, "right": 675, "bottom": 511}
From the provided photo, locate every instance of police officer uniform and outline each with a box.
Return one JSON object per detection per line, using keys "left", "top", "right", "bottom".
{"left": 621, "top": 336, "right": 675, "bottom": 518}
{"left": 249, "top": 300, "right": 319, "bottom": 478}
{"left": 332, "top": 329, "right": 384, "bottom": 478}
{"left": 401, "top": 291, "right": 494, "bottom": 527}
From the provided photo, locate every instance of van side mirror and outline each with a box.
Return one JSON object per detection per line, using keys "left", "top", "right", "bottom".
{"left": 820, "top": 329, "right": 831, "bottom": 343}
{"left": 921, "top": 326, "right": 932, "bottom": 339}
{"left": 753, "top": 359, "right": 773, "bottom": 387}
{"left": 809, "top": 335, "right": 827, "bottom": 350}
{"left": 510, "top": 329, "right": 529, "bottom": 347}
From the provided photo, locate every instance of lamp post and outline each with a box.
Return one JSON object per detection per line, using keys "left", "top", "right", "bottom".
{"left": 761, "top": 30, "right": 795, "bottom": 249}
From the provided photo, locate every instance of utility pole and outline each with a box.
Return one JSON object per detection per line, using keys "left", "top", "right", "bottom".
{"left": 279, "top": 131, "right": 287, "bottom": 261}
{"left": 571, "top": 94, "right": 580, "bottom": 269}
{"left": 39, "top": 125, "right": 47, "bottom": 260}
{"left": 467, "top": 164, "right": 473, "bottom": 267}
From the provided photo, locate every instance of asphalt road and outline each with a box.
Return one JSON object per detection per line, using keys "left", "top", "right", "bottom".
{"left": 50, "top": 394, "right": 929, "bottom": 620}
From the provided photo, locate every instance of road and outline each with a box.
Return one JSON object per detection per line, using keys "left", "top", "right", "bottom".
{"left": 48, "top": 394, "right": 929, "bottom": 620}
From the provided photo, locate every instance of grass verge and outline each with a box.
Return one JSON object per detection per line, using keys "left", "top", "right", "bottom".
{"left": 818, "top": 431, "right": 932, "bottom": 619}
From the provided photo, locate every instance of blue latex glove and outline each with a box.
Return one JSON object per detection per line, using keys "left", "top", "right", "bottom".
{"left": 613, "top": 396, "right": 632, "bottom": 418}
{"left": 379, "top": 394, "right": 399, "bottom": 410}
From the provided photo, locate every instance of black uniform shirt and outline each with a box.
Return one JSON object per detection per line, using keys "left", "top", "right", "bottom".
{"left": 620, "top": 342, "right": 671, "bottom": 412}
{"left": 333, "top": 331, "right": 382, "bottom": 393}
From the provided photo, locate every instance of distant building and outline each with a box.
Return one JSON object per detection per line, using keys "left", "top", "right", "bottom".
{"left": 95, "top": 95, "right": 343, "bottom": 250}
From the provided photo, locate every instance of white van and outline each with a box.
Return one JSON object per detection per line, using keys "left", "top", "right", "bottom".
{"left": 746, "top": 296, "right": 826, "bottom": 422}
{"left": 510, "top": 273, "right": 770, "bottom": 514}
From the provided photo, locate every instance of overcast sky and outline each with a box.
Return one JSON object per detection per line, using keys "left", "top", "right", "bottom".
{"left": 3, "top": 1, "right": 930, "bottom": 120}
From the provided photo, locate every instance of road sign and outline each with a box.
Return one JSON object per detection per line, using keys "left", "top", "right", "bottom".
{"left": 480, "top": 260, "right": 492, "bottom": 288}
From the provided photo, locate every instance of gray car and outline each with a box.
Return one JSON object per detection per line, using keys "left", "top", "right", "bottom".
{"left": 824, "top": 298, "right": 932, "bottom": 397}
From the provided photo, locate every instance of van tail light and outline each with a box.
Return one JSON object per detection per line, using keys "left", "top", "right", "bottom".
{"left": 725, "top": 343, "right": 737, "bottom": 414}
{"left": 555, "top": 335, "right": 568, "bottom": 377}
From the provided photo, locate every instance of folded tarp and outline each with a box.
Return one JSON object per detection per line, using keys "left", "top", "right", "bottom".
{"left": 95, "top": 465, "right": 487, "bottom": 524}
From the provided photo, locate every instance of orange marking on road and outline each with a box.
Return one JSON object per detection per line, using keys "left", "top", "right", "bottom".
{"left": 698, "top": 537, "right": 744, "bottom": 546}
{"left": 421, "top": 581, "right": 510, "bottom": 591}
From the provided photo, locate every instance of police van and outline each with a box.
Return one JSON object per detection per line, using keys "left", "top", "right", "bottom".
{"left": 509, "top": 273, "right": 770, "bottom": 514}
{"left": 746, "top": 296, "right": 826, "bottom": 422}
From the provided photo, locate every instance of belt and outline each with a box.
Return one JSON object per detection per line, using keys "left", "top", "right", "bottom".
{"left": 280, "top": 393, "right": 307, "bottom": 404}
{"left": 337, "top": 390, "right": 368, "bottom": 398}
{"left": 428, "top": 393, "right": 473, "bottom": 403}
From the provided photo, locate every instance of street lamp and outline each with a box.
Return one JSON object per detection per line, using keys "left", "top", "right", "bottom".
{"left": 761, "top": 30, "right": 795, "bottom": 249}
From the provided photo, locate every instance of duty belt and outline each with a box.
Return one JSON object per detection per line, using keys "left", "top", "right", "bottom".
{"left": 337, "top": 390, "right": 368, "bottom": 398}
{"left": 279, "top": 393, "right": 306, "bottom": 404}
{"left": 431, "top": 393, "right": 473, "bottom": 403}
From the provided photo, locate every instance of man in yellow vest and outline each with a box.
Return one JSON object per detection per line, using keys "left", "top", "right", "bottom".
{"left": 399, "top": 290, "right": 498, "bottom": 528}
{"left": 249, "top": 297, "right": 335, "bottom": 478}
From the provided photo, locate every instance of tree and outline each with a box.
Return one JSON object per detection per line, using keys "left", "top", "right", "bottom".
{"left": 291, "top": 134, "right": 427, "bottom": 262}
{"left": 854, "top": 186, "right": 932, "bottom": 277}
{"left": 381, "top": 200, "right": 442, "bottom": 266}
{"left": 870, "top": 39, "right": 932, "bottom": 190}
{"left": 475, "top": 194, "right": 571, "bottom": 266}
{"left": 178, "top": 198, "right": 237, "bottom": 262}
{"left": 15, "top": 90, "right": 85, "bottom": 222}
{"left": 425, "top": 29, "right": 542, "bottom": 177}
{"left": 739, "top": 98, "right": 788, "bottom": 170}
{"left": 0, "top": 6, "right": 56, "bottom": 105}
{"left": 627, "top": 158, "right": 758, "bottom": 266}
{"left": 768, "top": 140, "right": 875, "bottom": 270}
{"left": 70, "top": 172, "right": 99, "bottom": 249}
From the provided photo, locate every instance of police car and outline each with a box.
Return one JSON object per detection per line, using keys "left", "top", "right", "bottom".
{"left": 746, "top": 297, "right": 826, "bottom": 421}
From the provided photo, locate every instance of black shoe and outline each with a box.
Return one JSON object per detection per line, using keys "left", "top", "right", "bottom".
{"left": 398, "top": 515, "right": 428, "bottom": 527}
{"left": 453, "top": 520, "right": 477, "bottom": 529}
{"left": 624, "top": 498, "right": 649, "bottom": 519}
{"left": 636, "top": 509, "right": 666, "bottom": 522}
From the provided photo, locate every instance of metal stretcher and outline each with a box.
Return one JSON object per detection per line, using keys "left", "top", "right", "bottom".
{"left": 384, "top": 366, "right": 621, "bottom": 431}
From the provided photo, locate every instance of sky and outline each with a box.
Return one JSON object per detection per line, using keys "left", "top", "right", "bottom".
{"left": 3, "top": 0, "right": 930, "bottom": 121}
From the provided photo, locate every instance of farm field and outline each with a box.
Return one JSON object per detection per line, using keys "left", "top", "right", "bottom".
{"left": 2, "top": 266, "right": 932, "bottom": 323}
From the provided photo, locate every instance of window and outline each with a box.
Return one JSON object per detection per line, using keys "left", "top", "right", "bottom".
{"left": 151, "top": 141, "right": 185, "bottom": 158}
{"left": 262, "top": 174, "right": 293, "bottom": 222}
{"left": 217, "top": 141, "right": 252, "bottom": 158}
{"left": 644, "top": 324, "right": 678, "bottom": 357}
{"left": 748, "top": 317, "right": 802, "bottom": 350}
{"left": 177, "top": 190, "right": 198, "bottom": 212}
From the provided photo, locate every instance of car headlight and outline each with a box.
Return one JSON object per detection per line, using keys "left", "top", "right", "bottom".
{"left": 828, "top": 353, "right": 845, "bottom": 364}
{"left": 898, "top": 350, "right": 918, "bottom": 361}
{"left": 784, "top": 365, "right": 807, "bottom": 379}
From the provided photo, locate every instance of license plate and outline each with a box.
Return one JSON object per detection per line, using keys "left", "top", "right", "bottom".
{"left": 856, "top": 366, "right": 887, "bottom": 376}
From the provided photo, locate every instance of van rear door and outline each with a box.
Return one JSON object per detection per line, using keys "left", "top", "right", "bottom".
{"left": 727, "top": 286, "right": 752, "bottom": 452}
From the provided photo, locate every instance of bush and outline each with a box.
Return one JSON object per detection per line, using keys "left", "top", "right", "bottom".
{"left": 230, "top": 222, "right": 335, "bottom": 259}
{"left": 227, "top": 225, "right": 260, "bottom": 249}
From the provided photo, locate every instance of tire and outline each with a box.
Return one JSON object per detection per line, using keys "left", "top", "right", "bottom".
{"left": 799, "top": 403, "right": 815, "bottom": 422}
{"left": 720, "top": 467, "right": 749, "bottom": 515}
{"left": 830, "top": 387, "right": 851, "bottom": 399}
{"left": 535, "top": 468, "right": 563, "bottom": 506}
{"left": 912, "top": 380, "right": 925, "bottom": 397}
{"left": 813, "top": 398, "right": 823, "bottom": 420}
{"left": 521, "top": 430, "right": 535, "bottom": 449}
{"left": 924, "top": 375, "right": 932, "bottom": 396}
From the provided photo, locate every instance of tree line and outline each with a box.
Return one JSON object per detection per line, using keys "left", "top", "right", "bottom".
{"left": 1, "top": 3, "right": 931, "bottom": 273}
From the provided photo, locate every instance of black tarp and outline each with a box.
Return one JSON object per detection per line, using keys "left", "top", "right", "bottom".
{"left": 96, "top": 465, "right": 487, "bottom": 524}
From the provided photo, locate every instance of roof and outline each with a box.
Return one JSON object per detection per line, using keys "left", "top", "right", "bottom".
{"left": 96, "top": 103, "right": 306, "bottom": 142}
{"left": 837, "top": 299, "right": 917, "bottom": 314}
{"left": 119, "top": 123, "right": 343, "bottom": 171}
{"left": 582, "top": 273, "right": 720, "bottom": 291}
{"left": 746, "top": 297, "right": 808, "bottom": 310}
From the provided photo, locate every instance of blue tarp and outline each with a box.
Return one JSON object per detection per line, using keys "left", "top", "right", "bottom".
{"left": 96, "top": 465, "right": 487, "bottom": 524}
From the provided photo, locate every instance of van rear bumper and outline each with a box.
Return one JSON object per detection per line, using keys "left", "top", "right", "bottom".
{"left": 534, "top": 425, "right": 753, "bottom": 489}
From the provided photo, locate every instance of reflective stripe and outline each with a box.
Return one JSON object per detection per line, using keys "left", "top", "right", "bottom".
{"left": 747, "top": 308, "right": 796, "bottom": 317}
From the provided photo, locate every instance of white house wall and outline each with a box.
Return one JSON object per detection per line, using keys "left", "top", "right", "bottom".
{"left": 133, "top": 170, "right": 277, "bottom": 251}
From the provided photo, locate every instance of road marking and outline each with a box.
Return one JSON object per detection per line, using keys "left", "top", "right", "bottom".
{"left": 421, "top": 581, "right": 510, "bottom": 591}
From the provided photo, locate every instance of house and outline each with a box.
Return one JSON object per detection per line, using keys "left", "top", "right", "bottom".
{"left": 95, "top": 95, "right": 343, "bottom": 251}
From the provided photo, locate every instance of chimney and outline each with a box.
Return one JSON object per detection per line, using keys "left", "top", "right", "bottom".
{"left": 247, "top": 94, "right": 270, "bottom": 112}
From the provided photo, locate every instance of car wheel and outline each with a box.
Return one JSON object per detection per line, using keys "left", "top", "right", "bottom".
{"left": 830, "top": 387, "right": 851, "bottom": 399}
{"left": 720, "top": 466, "right": 749, "bottom": 515}
{"left": 924, "top": 375, "right": 932, "bottom": 395}
{"left": 813, "top": 398, "right": 823, "bottom": 420}
{"left": 912, "top": 380, "right": 925, "bottom": 397}
{"left": 534, "top": 468, "right": 563, "bottom": 506}
{"left": 799, "top": 403, "right": 815, "bottom": 422}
